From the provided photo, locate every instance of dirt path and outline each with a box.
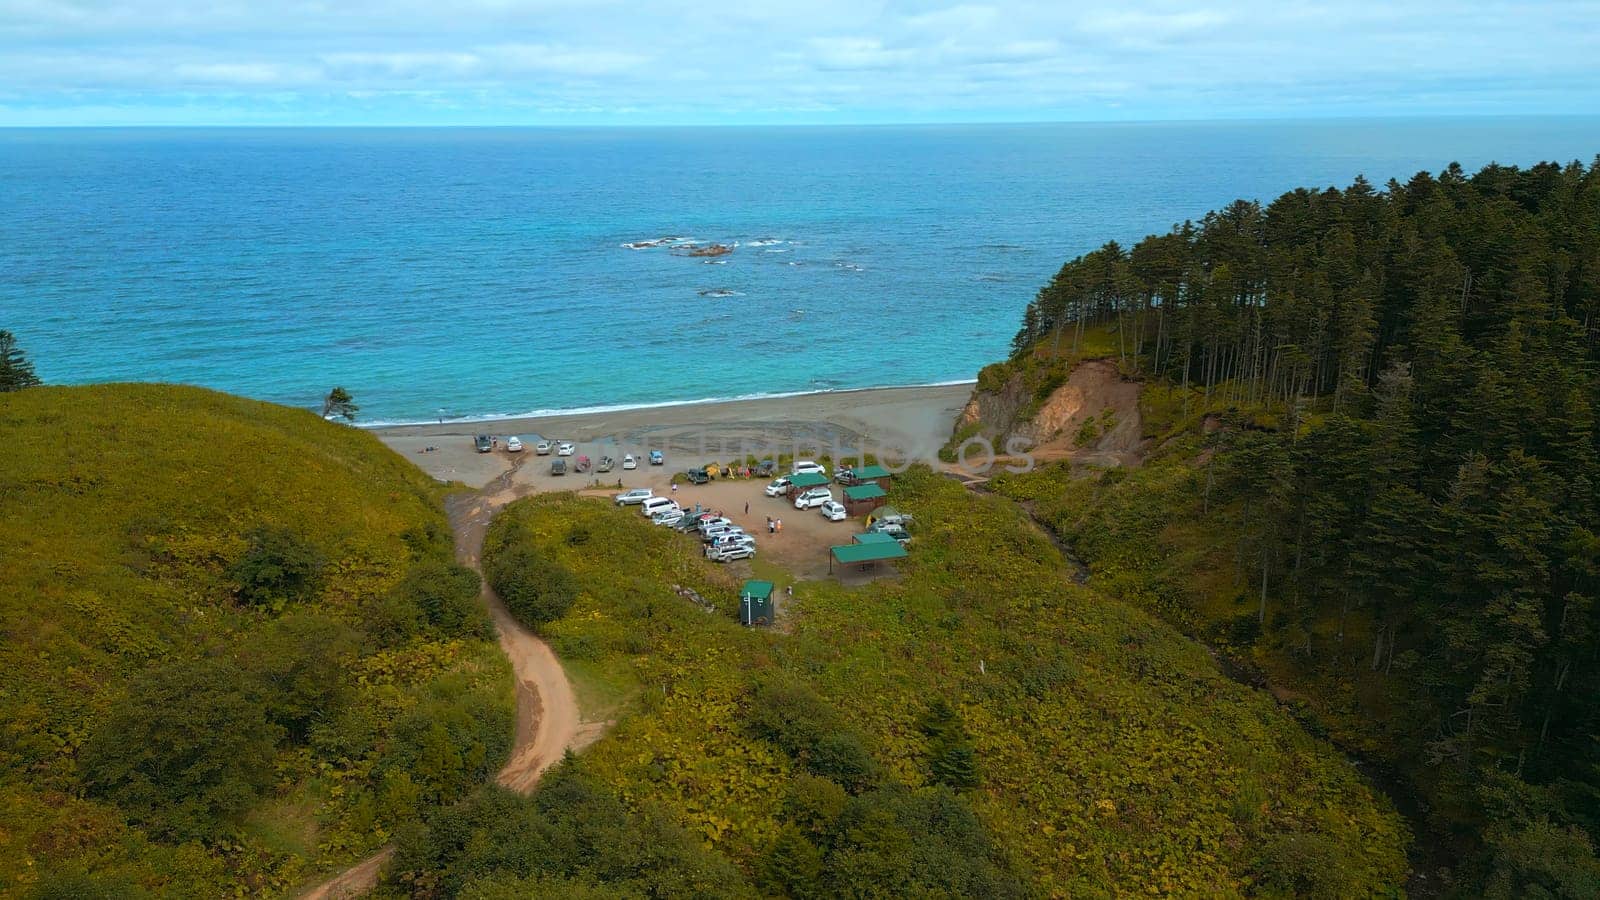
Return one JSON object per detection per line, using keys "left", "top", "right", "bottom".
{"left": 300, "top": 457, "right": 600, "bottom": 899}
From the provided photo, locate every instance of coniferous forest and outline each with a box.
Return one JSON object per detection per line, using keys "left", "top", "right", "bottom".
{"left": 1003, "top": 158, "right": 1600, "bottom": 893}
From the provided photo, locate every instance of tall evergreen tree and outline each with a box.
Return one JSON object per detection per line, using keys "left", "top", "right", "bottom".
{"left": 0, "top": 329, "right": 41, "bottom": 392}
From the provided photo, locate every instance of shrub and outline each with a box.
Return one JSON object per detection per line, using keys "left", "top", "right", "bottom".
{"left": 395, "top": 559, "right": 487, "bottom": 638}
{"left": 228, "top": 526, "right": 325, "bottom": 610}
{"left": 80, "top": 658, "right": 283, "bottom": 840}
{"left": 487, "top": 545, "right": 578, "bottom": 629}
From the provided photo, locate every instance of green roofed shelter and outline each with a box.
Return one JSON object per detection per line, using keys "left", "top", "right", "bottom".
{"left": 853, "top": 531, "right": 899, "bottom": 545}
{"left": 787, "top": 472, "right": 830, "bottom": 490}
{"left": 842, "top": 481, "right": 888, "bottom": 516}
{"left": 841, "top": 464, "right": 893, "bottom": 488}
{"left": 829, "top": 540, "right": 908, "bottom": 575}
{"left": 740, "top": 580, "right": 775, "bottom": 626}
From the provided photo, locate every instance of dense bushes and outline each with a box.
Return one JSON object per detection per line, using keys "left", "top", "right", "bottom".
{"left": 485, "top": 542, "right": 578, "bottom": 629}
{"left": 80, "top": 658, "right": 283, "bottom": 841}
{"left": 228, "top": 525, "right": 326, "bottom": 609}
{"left": 389, "top": 770, "right": 745, "bottom": 899}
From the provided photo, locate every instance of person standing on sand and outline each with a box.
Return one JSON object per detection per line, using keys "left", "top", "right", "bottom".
{"left": 671, "top": 483, "right": 678, "bottom": 496}
{"left": 744, "top": 501, "right": 750, "bottom": 515}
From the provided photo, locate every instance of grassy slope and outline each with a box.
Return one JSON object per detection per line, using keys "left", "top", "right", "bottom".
{"left": 486, "top": 468, "right": 1408, "bottom": 897}
{"left": 0, "top": 384, "right": 511, "bottom": 896}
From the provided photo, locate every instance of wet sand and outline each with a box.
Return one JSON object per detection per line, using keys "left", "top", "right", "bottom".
{"left": 372, "top": 383, "right": 972, "bottom": 488}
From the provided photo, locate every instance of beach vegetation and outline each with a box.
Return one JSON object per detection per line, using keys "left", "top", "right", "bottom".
{"left": 321, "top": 386, "right": 359, "bottom": 421}
{"left": 0, "top": 384, "right": 511, "bottom": 895}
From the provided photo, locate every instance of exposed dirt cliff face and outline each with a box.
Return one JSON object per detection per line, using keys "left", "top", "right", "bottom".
{"left": 957, "top": 358, "right": 1145, "bottom": 466}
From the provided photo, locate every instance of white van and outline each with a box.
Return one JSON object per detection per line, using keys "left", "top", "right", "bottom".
{"left": 791, "top": 460, "right": 827, "bottom": 476}
{"left": 640, "top": 497, "right": 680, "bottom": 518}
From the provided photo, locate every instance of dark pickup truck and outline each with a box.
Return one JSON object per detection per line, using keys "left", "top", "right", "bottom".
{"left": 551, "top": 458, "right": 567, "bottom": 476}
{"left": 474, "top": 434, "right": 493, "bottom": 453}
{"left": 685, "top": 468, "right": 711, "bottom": 485}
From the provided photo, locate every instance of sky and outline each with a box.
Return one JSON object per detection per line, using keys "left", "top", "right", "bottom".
{"left": 1, "top": 1, "right": 1597, "bottom": 126}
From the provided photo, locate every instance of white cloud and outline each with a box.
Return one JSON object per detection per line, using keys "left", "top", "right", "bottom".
{"left": 0, "top": 0, "right": 1596, "bottom": 123}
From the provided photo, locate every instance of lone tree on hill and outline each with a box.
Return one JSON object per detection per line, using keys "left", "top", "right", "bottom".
{"left": 321, "top": 386, "right": 359, "bottom": 421}
{"left": 0, "top": 330, "right": 42, "bottom": 392}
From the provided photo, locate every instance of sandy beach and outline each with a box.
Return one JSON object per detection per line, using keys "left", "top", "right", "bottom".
{"left": 373, "top": 382, "right": 973, "bottom": 489}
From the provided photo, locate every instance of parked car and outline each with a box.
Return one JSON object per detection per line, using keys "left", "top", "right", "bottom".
{"left": 868, "top": 510, "right": 914, "bottom": 529}
{"left": 763, "top": 477, "right": 792, "bottom": 497}
{"left": 710, "top": 532, "right": 755, "bottom": 550}
{"left": 535, "top": 440, "right": 552, "bottom": 455}
{"left": 676, "top": 514, "right": 713, "bottom": 532}
{"left": 622, "top": 454, "right": 638, "bottom": 470}
{"left": 556, "top": 441, "right": 575, "bottom": 456}
{"left": 819, "top": 499, "right": 848, "bottom": 521}
{"left": 551, "top": 458, "right": 567, "bottom": 476}
{"left": 706, "top": 543, "right": 756, "bottom": 563}
{"left": 651, "top": 509, "right": 684, "bottom": 526}
{"left": 474, "top": 434, "right": 493, "bottom": 453}
{"left": 596, "top": 455, "right": 615, "bottom": 473}
{"left": 505, "top": 436, "right": 523, "bottom": 453}
{"left": 701, "top": 524, "right": 741, "bottom": 543}
{"left": 756, "top": 459, "right": 777, "bottom": 477}
{"left": 696, "top": 516, "right": 734, "bottom": 534}
{"left": 614, "top": 488, "right": 653, "bottom": 506}
{"left": 649, "top": 450, "right": 664, "bottom": 465}
{"left": 870, "top": 523, "right": 912, "bottom": 544}
{"left": 574, "top": 455, "right": 591, "bottom": 473}
{"left": 640, "top": 497, "right": 679, "bottom": 518}
{"left": 685, "top": 468, "right": 711, "bottom": 485}
{"left": 703, "top": 524, "right": 746, "bottom": 541}
{"left": 793, "top": 487, "right": 832, "bottom": 509}
{"left": 791, "top": 460, "right": 827, "bottom": 476}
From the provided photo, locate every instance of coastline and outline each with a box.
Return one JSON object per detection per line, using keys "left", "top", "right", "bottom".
{"left": 374, "top": 381, "right": 972, "bottom": 488}
{"left": 358, "top": 379, "right": 978, "bottom": 430}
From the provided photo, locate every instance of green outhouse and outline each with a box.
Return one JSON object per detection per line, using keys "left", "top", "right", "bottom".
{"left": 740, "top": 580, "right": 775, "bottom": 627}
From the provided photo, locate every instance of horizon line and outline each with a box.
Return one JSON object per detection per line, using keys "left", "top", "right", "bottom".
{"left": 5, "top": 112, "right": 1600, "bottom": 130}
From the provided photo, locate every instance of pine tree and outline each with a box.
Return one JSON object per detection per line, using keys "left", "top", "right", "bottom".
{"left": 0, "top": 330, "right": 41, "bottom": 392}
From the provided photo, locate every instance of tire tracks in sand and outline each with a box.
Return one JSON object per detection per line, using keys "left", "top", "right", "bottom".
{"left": 302, "top": 456, "right": 605, "bottom": 898}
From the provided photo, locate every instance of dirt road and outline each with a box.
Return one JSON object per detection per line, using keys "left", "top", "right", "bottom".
{"left": 300, "top": 457, "right": 599, "bottom": 899}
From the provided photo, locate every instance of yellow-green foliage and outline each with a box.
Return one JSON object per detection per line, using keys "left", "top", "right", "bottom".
{"left": 488, "top": 471, "right": 1408, "bottom": 896}
{"left": 0, "top": 385, "right": 511, "bottom": 896}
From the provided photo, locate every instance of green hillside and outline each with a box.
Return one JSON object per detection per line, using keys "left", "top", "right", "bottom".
{"left": 409, "top": 475, "right": 1407, "bottom": 897}
{"left": 0, "top": 384, "right": 512, "bottom": 896}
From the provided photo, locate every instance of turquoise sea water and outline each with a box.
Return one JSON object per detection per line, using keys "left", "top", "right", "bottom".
{"left": 4, "top": 119, "right": 1598, "bottom": 424}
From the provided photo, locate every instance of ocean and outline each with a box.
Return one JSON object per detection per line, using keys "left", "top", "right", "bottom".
{"left": 4, "top": 119, "right": 1598, "bottom": 425}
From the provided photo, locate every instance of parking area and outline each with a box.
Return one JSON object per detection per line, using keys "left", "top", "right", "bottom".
{"left": 663, "top": 478, "right": 871, "bottom": 580}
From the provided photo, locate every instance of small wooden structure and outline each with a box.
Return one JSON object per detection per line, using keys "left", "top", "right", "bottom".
{"left": 839, "top": 464, "right": 892, "bottom": 489}
{"left": 828, "top": 540, "right": 907, "bottom": 575}
{"left": 785, "top": 472, "right": 830, "bottom": 496}
{"left": 852, "top": 531, "right": 900, "bottom": 547}
{"left": 842, "top": 483, "right": 888, "bottom": 517}
{"left": 740, "top": 580, "right": 775, "bottom": 626}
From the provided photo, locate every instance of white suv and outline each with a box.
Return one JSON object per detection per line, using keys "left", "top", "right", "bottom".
{"left": 706, "top": 543, "right": 756, "bottom": 562}
{"left": 640, "top": 497, "right": 680, "bottom": 518}
{"left": 557, "top": 441, "right": 576, "bottom": 456}
{"left": 614, "top": 488, "right": 653, "bottom": 506}
{"left": 793, "top": 487, "right": 832, "bottom": 509}
{"left": 764, "top": 477, "right": 792, "bottom": 497}
{"left": 791, "top": 460, "right": 827, "bottom": 477}
{"left": 819, "top": 499, "right": 847, "bottom": 521}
